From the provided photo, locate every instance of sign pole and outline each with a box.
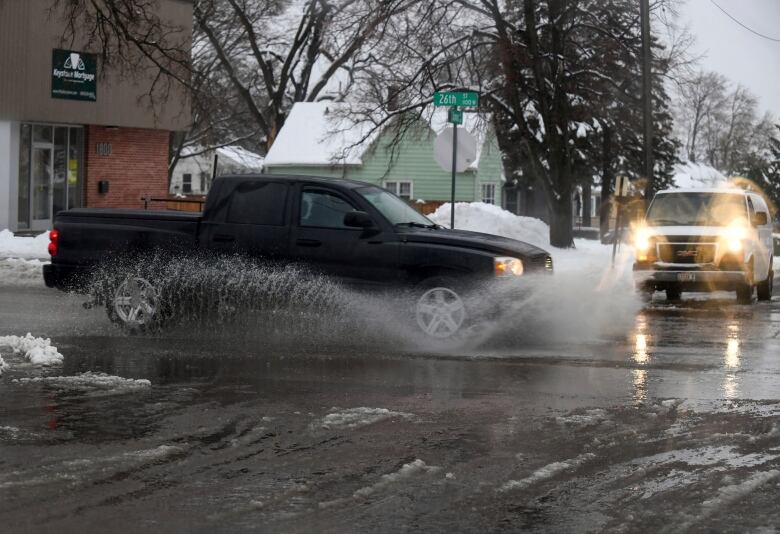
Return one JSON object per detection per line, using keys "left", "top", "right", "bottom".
{"left": 450, "top": 111, "right": 458, "bottom": 229}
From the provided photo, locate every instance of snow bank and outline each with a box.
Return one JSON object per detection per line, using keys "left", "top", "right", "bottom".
{"left": 0, "top": 258, "right": 47, "bottom": 287}
{"left": 0, "top": 355, "right": 8, "bottom": 376}
{"left": 0, "top": 334, "right": 63, "bottom": 365}
{"left": 316, "top": 407, "right": 413, "bottom": 430}
{"left": 671, "top": 161, "right": 729, "bottom": 189}
{"left": 15, "top": 372, "right": 151, "bottom": 395}
{"left": 0, "top": 230, "right": 49, "bottom": 259}
{"left": 500, "top": 453, "right": 595, "bottom": 492}
{"left": 429, "top": 202, "right": 550, "bottom": 249}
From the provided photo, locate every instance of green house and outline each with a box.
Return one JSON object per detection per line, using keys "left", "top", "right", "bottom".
{"left": 263, "top": 103, "right": 504, "bottom": 212}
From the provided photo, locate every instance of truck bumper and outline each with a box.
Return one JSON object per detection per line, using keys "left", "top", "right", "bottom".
{"left": 43, "top": 263, "right": 90, "bottom": 291}
{"left": 633, "top": 264, "right": 749, "bottom": 292}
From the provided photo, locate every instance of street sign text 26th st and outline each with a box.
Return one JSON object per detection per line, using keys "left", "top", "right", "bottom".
{"left": 434, "top": 91, "right": 479, "bottom": 108}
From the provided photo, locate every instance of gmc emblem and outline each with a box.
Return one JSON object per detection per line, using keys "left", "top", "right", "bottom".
{"left": 676, "top": 250, "right": 698, "bottom": 258}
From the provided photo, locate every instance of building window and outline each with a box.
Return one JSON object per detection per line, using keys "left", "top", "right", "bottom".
{"left": 384, "top": 181, "right": 413, "bottom": 201}
{"left": 480, "top": 183, "right": 496, "bottom": 204}
{"left": 182, "top": 173, "right": 192, "bottom": 194}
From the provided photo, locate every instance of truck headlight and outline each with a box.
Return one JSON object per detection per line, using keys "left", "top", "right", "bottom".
{"left": 494, "top": 257, "right": 524, "bottom": 277}
{"left": 724, "top": 224, "right": 747, "bottom": 253}
{"left": 634, "top": 228, "right": 652, "bottom": 252}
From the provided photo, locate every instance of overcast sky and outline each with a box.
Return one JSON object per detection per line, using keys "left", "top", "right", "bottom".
{"left": 677, "top": 0, "right": 780, "bottom": 117}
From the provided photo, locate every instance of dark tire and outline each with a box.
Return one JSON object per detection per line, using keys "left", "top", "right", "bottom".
{"left": 665, "top": 287, "right": 681, "bottom": 301}
{"left": 736, "top": 283, "right": 754, "bottom": 305}
{"left": 757, "top": 270, "right": 773, "bottom": 301}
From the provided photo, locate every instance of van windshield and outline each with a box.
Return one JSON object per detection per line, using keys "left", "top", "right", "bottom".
{"left": 646, "top": 192, "right": 747, "bottom": 227}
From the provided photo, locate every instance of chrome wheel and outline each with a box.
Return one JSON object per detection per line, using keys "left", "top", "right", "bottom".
{"left": 112, "top": 277, "right": 159, "bottom": 327}
{"left": 415, "top": 287, "right": 466, "bottom": 338}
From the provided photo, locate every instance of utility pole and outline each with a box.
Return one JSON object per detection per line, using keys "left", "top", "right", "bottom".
{"left": 640, "top": 0, "right": 654, "bottom": 202}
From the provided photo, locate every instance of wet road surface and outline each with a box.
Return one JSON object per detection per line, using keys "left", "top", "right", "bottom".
{"left": 1, "top": 285, "right": 779, "bottom": 533}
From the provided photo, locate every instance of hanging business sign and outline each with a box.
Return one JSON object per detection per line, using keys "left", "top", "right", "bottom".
{"left": 51, "top": 49, "right": 97, "bottom": 102}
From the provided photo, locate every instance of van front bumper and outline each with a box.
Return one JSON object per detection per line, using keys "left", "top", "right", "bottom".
{"left": 633, "top": 263, "right": 749, "bottom": 292}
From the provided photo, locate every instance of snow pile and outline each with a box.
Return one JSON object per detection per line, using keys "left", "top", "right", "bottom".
{"left": 15, "top": 372, "right": 151, "bottom": 395}
{"left": 0, "top": 258, "right": 47, "bottom": 287}
{"left": 671, "top": 161, "right": 730, "bottom": 189}
{"left": 316, "top": 407, "right": 413, "bottom": 430}
{"left": 0, "top": 355, "right": 8, "bottom": 376}
{"left": 429, "top": 202, "right": 550, "bottom": 249}
{"left": 500, "top": 453, "right": 595, "bottom": 492}
{"left": 0, "top": 334, "right": 63, "bottom": 365}
{"left": 0, "top": 229, "right": 49, "bottom": 259}
{"left": 353, "top": 459, "right": 439, "bottom": 498}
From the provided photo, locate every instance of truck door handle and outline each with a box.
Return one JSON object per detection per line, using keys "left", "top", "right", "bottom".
{"left": 296, "top": 238, "right": 322, "bottom": 247}
{"left": 213, "top": 234, "right": 235, "bottom": 243}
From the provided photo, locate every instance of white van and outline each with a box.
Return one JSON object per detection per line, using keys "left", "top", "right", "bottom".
{"left": 633, "top": 188, "right": 774, "bottom": 303}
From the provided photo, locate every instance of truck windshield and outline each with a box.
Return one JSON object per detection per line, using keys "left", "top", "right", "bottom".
{"left": 356, "top": 186, "right": 436, "bottom": 227}
{"left": 646, "top": 192, "right": 747, "bottom": 226}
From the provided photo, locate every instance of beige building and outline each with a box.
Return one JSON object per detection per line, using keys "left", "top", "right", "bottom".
{"left": 0, "top": 0, "right": 192, "bottom": 232}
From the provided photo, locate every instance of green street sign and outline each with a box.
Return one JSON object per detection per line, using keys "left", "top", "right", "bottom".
{"left": 434, "top": 91, "right": 479, "bottom": 107}
{"left": 448, "top": 108, "right": 463, "bottom": 125}
{"left": 51, "top": 49, "right": 97, "bottom": 102}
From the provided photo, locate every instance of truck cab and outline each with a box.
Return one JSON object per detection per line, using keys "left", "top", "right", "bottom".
{"left": 633, "top": 188, "right": 774, "bottom": 303}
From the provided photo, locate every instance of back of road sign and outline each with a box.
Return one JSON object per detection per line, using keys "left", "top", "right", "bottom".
{"left": 433, "top": 127, "right": 477, "bottom": 173}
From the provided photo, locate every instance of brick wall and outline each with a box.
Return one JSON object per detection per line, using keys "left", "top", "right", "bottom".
{"left": 84, "top": 126, "right": 169, "bottom": 209}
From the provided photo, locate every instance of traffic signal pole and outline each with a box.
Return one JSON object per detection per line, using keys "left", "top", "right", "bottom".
{"left": 640, "top": 0, "right": 654, "bottom": 201}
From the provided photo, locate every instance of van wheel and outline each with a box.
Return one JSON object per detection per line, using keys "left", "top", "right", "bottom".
{"left": 757, "top": 270, "right": 773, "bottom": 301}
{"left": 106, "top": 276, "right": 162, "bottom": 332}
{"left": 665, "top": 287, "right": 681, "bottom": 301}
{"left": 736, "top": 283, "right": 754, "bottom": 304}
{"left": 414, "top": 278, "right": 468, "bottom": 339}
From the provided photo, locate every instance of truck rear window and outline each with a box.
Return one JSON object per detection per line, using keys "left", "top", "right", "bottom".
{"left": 227, "top": 181, "right": 288, "bottom": 226}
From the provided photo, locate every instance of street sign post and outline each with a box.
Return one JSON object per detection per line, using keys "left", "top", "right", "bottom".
{"left": 433, "top": 91, "right": 480, "bottom": 228}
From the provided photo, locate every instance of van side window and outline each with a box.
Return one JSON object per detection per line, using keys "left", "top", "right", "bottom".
{"left": 227, "top": 181, "right": 288, "bottom": 226}
{"left": 300, "top": 189, "right": 357, "bottom": 229}
{"left": 747, "top": 197, "right": 756, "bottom": 221}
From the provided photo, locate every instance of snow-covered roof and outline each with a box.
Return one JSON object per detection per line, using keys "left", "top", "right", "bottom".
{"left": 264, "top": 102, "right": 492, "bottom": 170}
{"left": 180, "top": 145, "right": 264, "bottom": 171}
{"left": 671, "top": 161, "right": 729, "bottom": 189}
{"left": 264, "top": 102, "right": 380, "bottom": 167}
{"left": 216, "top": 146, "right": 264, "bottom": 170}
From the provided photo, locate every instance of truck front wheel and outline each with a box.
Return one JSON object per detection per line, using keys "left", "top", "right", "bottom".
{"left": 414, "top": 277, "right": 468, "bottom": 339}
{"left": 757, "top": 269, "right": 773, "bottom": 301}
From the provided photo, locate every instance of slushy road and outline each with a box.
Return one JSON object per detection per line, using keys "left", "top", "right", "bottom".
{"left": 1, "top": 285, "right": 779, "bottom": 533}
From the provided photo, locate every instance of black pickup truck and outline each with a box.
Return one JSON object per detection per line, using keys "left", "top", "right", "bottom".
{"left": 44, "top": 175, "right": 552, "bottom": 338}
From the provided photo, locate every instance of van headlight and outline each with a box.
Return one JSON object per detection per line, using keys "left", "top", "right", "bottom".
{"left": 724, "top": 224, "right": 747, "bottom": 253}
{"left": 494, "top": 257, "right": 524, "bottom": 277}
{"left": 634, "top": 227, "right": 652, "bottom": 252}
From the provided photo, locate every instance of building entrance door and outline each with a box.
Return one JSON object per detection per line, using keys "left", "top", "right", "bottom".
{"left": 31, "top": 144, "right": 53, "bottom": 231}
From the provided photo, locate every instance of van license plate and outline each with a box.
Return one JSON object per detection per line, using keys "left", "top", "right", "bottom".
{"left": 677, "top": 272, "right": 696, "bottom": 282}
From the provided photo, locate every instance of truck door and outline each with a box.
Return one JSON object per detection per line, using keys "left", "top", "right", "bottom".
{"left": 289, "top": 185, "right": 400, "bottom": 287}
{"left": 204, "top": 180, "right": 291, "bottom": 260}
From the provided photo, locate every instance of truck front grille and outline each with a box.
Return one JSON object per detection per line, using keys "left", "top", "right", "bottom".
{"left": 657, "top": 243, "right": 716, "bottom": 264}
{"left": 528, "top": 254, "right": 554, "bottom": 273}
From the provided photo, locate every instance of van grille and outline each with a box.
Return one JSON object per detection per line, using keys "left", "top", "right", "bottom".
{"left": 657, "top": 243, "right": 716, "bottom": 264}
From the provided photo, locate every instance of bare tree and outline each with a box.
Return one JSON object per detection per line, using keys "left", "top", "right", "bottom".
{"left": 675, "top": 70, "right": 728, "bottom": 163}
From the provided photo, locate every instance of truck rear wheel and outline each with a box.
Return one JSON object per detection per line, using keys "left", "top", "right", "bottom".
{"left": 107, "top": 276, "right": 163, "bottom": 333}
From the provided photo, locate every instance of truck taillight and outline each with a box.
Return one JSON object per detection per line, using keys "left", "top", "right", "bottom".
{"left": 48, "top": 229, "right": 59, "bottom": 257}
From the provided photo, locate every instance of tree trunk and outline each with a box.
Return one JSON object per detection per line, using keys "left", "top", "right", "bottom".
{"left": 549, "top": 195, "right": 574, "bottom": 248}
{"left": 582, "top": 181, "right": 592, "bottom": 228}
{"left": 600, "top": 126, "right": 613, "bottom": 243}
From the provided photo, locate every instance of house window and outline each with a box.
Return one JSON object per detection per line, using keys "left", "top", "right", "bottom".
{"left": 182, "top": 173, "right": 192, "bottom": 194}
{"left": 200, "top": 172, "right": 208, "bottom": 193}
{"left": 384, "top": 181, "right": 413, "bottom": 201}
{"left": 480, "top": 183, "right": 496, "bottom": 204}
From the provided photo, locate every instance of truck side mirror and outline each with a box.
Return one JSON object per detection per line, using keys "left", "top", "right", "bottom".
{"left": 343, "top": 211, "right": 374, "bottom": 228}
{"left": 752, "top": 212, "right": 768, "bottom": 226}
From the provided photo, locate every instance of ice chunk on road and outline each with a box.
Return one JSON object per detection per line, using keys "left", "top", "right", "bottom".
{"left": 0, "top": 333, "right": 63, "bottom": 365}
{"left": 316, "top": 407, "right": 413, "bottom": 430}
{"left": 500, "top": 453, "right": 596, "bottom": 492}
{"left": 353, "top": 459, "right": 440, "bottom": 498}
{"left": 15, "top": 372, "right": 151, "bottom": 395}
